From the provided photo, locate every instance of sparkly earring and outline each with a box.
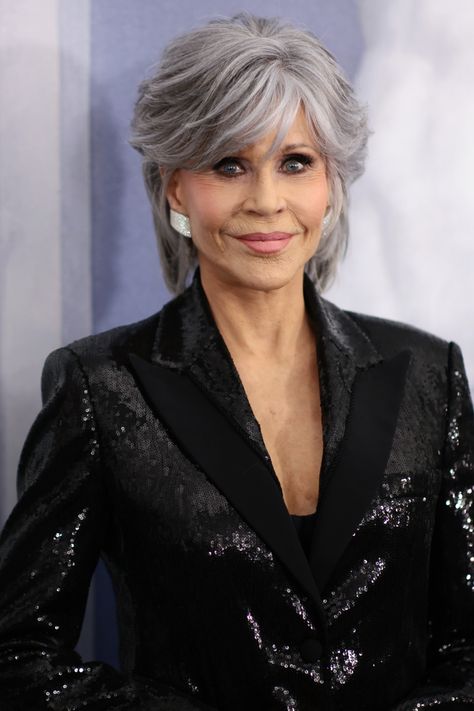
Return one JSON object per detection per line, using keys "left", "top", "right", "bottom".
{"left": 170, "top": 208, "right": 192, "bottom": 238}
{"left": 322, "top": 208, "right": 332, "bottom": 236}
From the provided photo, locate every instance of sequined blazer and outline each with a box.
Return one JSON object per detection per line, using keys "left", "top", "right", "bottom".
{"left": 0, "top": 267, "right": 473, "bottom": 711}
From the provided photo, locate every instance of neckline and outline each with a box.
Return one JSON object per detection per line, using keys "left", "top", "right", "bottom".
{"left": 290, "top": 510, "right": 317, "bottom": 518}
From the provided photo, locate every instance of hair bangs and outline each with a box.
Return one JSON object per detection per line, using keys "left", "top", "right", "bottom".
{"left": 193, "top": 76, "right": 308, "bottom": 170}
{"left": 129, "top": 11, "right": 370, "bottom": 294}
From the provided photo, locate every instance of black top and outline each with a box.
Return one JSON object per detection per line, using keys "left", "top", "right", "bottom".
{"left": 290, "top": 510, "right": 318, "bottom": 558}
{"left": 0, "top": 265, "right": 472, "bottom": 710}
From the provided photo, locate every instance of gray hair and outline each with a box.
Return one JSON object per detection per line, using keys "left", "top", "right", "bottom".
{"left": 129, "top": 11, "right": 370, "bottom": 295}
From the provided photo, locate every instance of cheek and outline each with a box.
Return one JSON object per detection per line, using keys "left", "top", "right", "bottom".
{"left": 286, "top": 171, "right": 328, "bottom": 203}
{"left": 186, "top": 180, "right": 235, "bottom": 232}
{"left": 291, "top": 186, "right": 328, "bottom": 226}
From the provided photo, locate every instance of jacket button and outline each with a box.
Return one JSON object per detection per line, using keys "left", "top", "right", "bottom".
{"left": 300, "top": 637, "right": 323, "bottom": 662}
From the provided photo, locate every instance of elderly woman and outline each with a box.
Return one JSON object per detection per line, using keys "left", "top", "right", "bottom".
{"left": 0, "top": 11, "right": 473, "bottom": 711}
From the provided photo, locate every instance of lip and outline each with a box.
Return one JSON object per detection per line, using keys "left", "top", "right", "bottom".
{"left": 230, "top": 231, "right": 296, "bottom": 254}
{"left": 233, "top": 232, "right": 294, "bottom": 241}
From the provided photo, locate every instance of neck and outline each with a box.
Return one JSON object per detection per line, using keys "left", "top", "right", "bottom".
{"left": 198, "top": 265, "right": 314, "bottom": 366}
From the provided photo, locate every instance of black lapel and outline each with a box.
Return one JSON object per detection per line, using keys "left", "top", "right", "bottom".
{"left": 308, "top": 349, "right": 412, "bottom": 594}
{"left": 126, "top": 267, "right": 412, "bottom": 611}
{"left": 127, "top": 352, "right": 324, "bottom": 619}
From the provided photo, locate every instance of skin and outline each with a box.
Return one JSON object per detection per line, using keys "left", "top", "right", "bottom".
{"left": 164, "top": 105, "right": 329, "bottom": 514}
{"left": 164, "top": 105, "right": 330, "bottom": 365}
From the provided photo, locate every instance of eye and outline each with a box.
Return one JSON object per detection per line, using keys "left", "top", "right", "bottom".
{"left": 213, "top": 158, "right": 244, "bottom": 177}
{"left": 282, "top": 154, "right": 314, "bottom": 173}
{"left": 212, "top": 152, "right": 315, "bottom": 178}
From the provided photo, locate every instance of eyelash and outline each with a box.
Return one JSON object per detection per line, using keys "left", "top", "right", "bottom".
{"left": 212, "top": 153, "right": 315, "bottom": 178}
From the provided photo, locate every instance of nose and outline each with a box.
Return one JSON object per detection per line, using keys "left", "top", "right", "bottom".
{"left": 242, "top": 169, "right": 286, "bottom": 216}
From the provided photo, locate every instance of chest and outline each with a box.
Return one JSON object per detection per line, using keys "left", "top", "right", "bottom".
{"left": 237, "top": 362, "right": 323, "bottom": 516}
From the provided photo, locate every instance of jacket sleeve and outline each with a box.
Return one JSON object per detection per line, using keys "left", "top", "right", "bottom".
{"left": 390, "top": 340, "right": 474, "bottom": 710}
{"left": 0, "top": 346, "right": 218, "bottom": 711}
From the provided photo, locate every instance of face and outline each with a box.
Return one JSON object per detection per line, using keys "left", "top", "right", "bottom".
{"left": 165, "top": 105, "right": 330, "bottom": 292}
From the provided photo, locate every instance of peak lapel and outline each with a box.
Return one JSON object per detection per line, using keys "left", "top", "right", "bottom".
{"left": 127, "top": 351, "right": 324, "bottom": 622}
{"left": 308, "top": 349, "right": 412, "bottom": 594}
{"left": 128, "top": 269, "right": 325, "bottom": 618}
{"left": 147, "top": 267, "right": 269, "bottom": 463}
{"left": 301, "top": 278, "right": 412, "bottom": 592}
{"left": 127, "top": 268, "right": 412, "bottom": 614}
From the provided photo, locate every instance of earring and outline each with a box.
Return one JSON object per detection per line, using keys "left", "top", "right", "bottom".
{"left": 170, "top": 208, "right": 192, "bottom": 238}
{"left": 322, "top": 208, "right": 332, "bottom": 235}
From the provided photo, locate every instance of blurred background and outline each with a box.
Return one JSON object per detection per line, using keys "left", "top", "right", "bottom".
{"left": 1, "top": 0, "right": 473, "bottom": 668}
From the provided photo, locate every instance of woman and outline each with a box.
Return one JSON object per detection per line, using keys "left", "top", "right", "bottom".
{"left": 0, "top": 11, "right": 473, "bottom": 711}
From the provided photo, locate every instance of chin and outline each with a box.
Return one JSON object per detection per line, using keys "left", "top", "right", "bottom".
{"left": 223, "top": 258, "right": 306, "bottom": 293}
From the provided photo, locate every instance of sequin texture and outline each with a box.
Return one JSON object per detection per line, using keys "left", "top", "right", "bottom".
{"left": 0, "top": 268, "right": 472, "bottom": 710}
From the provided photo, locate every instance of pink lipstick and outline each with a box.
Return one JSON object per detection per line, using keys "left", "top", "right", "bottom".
{"left": 232, "top": 232, "right": 295, "bottom": 254}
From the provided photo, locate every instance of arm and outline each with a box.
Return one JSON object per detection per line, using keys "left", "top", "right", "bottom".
{"left": 0, "top": 346, "right": 218, "bottom": 711}
{"left": 390, "top": 341, "right": 474, "bottom": 710}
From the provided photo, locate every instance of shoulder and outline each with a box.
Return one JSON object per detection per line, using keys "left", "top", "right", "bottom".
{"left": 45, "top": 310, "right": 162, "bottom": 375}
{"left": 340, "top": 305, "right": 451, "bottom": 369}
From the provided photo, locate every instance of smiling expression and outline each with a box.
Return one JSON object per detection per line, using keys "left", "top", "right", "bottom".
{"left": 165, "top": 105, "right": 330, "bottom": 292}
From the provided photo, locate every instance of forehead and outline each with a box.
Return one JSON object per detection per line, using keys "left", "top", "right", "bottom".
{"left": 236, "top": 106, "right": 317, "bottom": 158}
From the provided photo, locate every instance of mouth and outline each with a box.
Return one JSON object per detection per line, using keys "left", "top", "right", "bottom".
{"left": 229, "top": 231, "right": 296, "bottom": 254}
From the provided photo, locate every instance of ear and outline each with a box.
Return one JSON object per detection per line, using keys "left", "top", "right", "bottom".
{"left": 164, "top": 169, "right": 187, "bottom": 213}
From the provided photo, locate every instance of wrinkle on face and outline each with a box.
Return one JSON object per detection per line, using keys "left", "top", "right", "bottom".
{"left": 166, "top": 105, "right": 330, "bottom": 293}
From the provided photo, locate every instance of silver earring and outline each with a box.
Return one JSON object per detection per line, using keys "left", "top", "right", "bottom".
{"left": 170, "top": 208, "right": 191, "bottom": 238}
{"left": 322, "top": 209, "right": 332, "bottom": 235}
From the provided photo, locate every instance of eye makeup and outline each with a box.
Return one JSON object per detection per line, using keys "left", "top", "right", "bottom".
{"left": 212, "top": 153, "right": 316, "bottom": 178}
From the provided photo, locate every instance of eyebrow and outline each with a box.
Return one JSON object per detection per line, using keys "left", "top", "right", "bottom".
{"left": 279, "top": 143, "right": 318, "bottom": 152}
{"left": 218, "top": 142, "right": 319, "bottom": 163}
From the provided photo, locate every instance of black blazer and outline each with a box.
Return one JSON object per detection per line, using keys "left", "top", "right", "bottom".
{"left": 0, "top": 267, "right": 473, "bottom": 711}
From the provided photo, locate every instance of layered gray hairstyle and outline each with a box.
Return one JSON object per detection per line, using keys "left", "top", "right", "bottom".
{"left": 129, "top": 11, "right": 369, "bottom": 294}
